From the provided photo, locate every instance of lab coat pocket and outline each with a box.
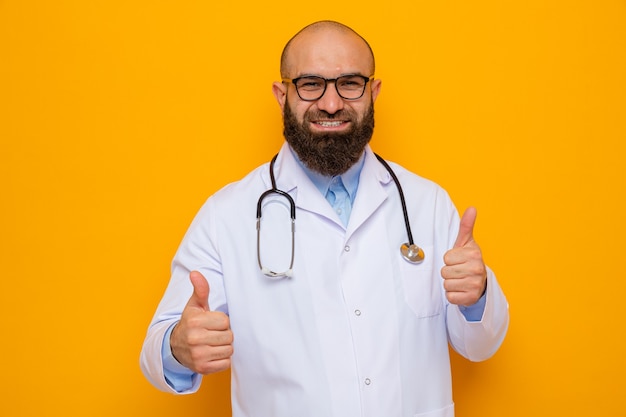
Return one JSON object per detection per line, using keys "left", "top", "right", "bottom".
{"left": 413, "top": 403, "right": 454, "bottom": 417}
{"left": 399, "top": 245, "right": 442, "bottom": 318}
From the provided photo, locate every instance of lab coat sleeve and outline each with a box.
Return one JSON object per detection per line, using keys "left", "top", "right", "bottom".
{"left": 436, "top": 189, "right": 509, "bottom": 361}
{"left": 140, "top": 319, "right": 203, "bottom": 394}
{"left": 140, "top": 196, "right": 225, "bottom": 394}
{"left": 446, "top": 266, "right": 509, "bottom": 361}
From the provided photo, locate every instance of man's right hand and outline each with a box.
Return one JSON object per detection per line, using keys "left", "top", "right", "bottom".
{"left": 170, "top": 271, "right": 234, "bottom": 374}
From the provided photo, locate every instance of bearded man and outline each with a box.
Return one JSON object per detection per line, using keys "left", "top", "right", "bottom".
{"left": 141, "top": 20, "right": 509, "bottom": 417}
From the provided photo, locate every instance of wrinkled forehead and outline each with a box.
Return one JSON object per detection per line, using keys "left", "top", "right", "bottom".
{"left": 282, "top": 29, "right": 374, "bottom": 78}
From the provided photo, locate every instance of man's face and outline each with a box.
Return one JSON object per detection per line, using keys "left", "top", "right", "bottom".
{"left": 272, "top": 28, "right": 382, "bottom": 176}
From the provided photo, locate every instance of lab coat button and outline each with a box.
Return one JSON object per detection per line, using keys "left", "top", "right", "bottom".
{"left": 354, "top": 309, "right": 361, "bottom": 316}
{"left": 364, "top": 378, "right": 371, "bottom": 385}
{"left": 344, "top": 245, "right": 350, "bottom": 252}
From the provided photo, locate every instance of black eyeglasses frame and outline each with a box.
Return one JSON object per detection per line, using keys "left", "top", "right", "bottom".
{"left": 282, "top": 74, "right": 375, "bottom": 101}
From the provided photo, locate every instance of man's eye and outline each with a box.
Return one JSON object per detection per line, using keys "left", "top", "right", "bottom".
{"left": 339, "top": 78, "right": 365, "bottom": 89}
{"left": 298, "top": 79, "right": 324, "bottom": 89}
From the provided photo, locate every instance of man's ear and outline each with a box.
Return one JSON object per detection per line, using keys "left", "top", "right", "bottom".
{"left": 371, "top": 78, "right": 382, "bottom": 102}
{"left": 272, "top": 81, "right": 287, "bottom": 110}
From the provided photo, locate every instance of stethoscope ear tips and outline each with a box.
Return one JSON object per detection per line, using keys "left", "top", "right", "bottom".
{"left": 401, "top": 243, "right": 425, "bottom": 264}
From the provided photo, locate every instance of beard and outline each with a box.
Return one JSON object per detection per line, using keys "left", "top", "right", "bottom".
{"left": 282, "top": 100, "right": 375, "bottom": 176}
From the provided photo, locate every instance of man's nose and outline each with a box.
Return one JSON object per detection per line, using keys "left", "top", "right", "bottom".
{"left": 315, "top": 82, "right": 345, "bottom": 114}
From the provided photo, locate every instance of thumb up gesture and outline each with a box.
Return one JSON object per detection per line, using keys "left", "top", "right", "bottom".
{"left": 441, "top": 207, "right": 488, "bottom": 307}
{"left": 170, "top": 271, "right": 234, "bottom": 374}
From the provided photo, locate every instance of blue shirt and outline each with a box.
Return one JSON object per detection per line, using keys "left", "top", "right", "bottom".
{"left": 295, "top": 152, "right": 364, "bottom": 227}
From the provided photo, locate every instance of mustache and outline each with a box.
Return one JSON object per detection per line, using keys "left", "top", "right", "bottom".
{"left": 304, "top": 109, "right": 355, "bottom": 121}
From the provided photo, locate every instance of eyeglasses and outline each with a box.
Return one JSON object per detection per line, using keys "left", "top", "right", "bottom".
{"left": 282, "top": 74, "right": 374, "bottom": 101}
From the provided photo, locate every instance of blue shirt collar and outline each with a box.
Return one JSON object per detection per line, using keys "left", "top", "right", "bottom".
{"left": 289, "top": 145, "right": 365, "bottom": 203}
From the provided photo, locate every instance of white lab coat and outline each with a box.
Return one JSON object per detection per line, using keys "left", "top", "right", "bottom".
{"left": 140, "top": 142, "right": 509, "bottom": 417}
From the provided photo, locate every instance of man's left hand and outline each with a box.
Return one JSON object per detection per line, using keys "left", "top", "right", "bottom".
{"left": 441, "top": 207, "right": 487, "bottom": 307}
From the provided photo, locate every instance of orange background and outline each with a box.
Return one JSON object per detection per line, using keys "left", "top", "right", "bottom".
{"left": 1, "top": 1, "right": 625, "bottom": 416}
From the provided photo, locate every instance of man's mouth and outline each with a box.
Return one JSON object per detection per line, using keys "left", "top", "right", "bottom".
{"left": 315, "top": 120, "right": 346, "bottom": 127}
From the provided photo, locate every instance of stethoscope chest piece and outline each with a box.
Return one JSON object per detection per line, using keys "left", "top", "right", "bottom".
{"left": 401, "top": 243, "right": 425, "bottom": 264}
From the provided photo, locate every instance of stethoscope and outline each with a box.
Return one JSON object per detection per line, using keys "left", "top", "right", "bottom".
{"left": 256, "top": 154, "right": 425, "bottom": 278}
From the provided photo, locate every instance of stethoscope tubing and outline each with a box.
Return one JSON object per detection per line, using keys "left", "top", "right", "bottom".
{"left": 256, "top": 152, "right": 424, "bottom": 278}
{"left": 373, "top": 153, "right": 416, "bottom": 246}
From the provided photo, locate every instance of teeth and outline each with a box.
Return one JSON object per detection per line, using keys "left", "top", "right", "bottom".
{"left": 317, "top": 121, "right": 343, "bottom": 127}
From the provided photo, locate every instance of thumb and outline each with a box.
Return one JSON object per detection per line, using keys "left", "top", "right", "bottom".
{"left": 454, "top": 207, "right": 477, "bottom": 248}
{"left": 187, "top": 270, "right": 210, "bottom": 311}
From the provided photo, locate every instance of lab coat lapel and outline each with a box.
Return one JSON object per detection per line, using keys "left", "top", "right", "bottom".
{"left": 345, "top": 147, "right": 392, "bottom": 237}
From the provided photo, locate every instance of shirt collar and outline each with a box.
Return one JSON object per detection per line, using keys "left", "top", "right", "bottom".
{"left": 289, "top": 145, "right": 365, "bottom": 203}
